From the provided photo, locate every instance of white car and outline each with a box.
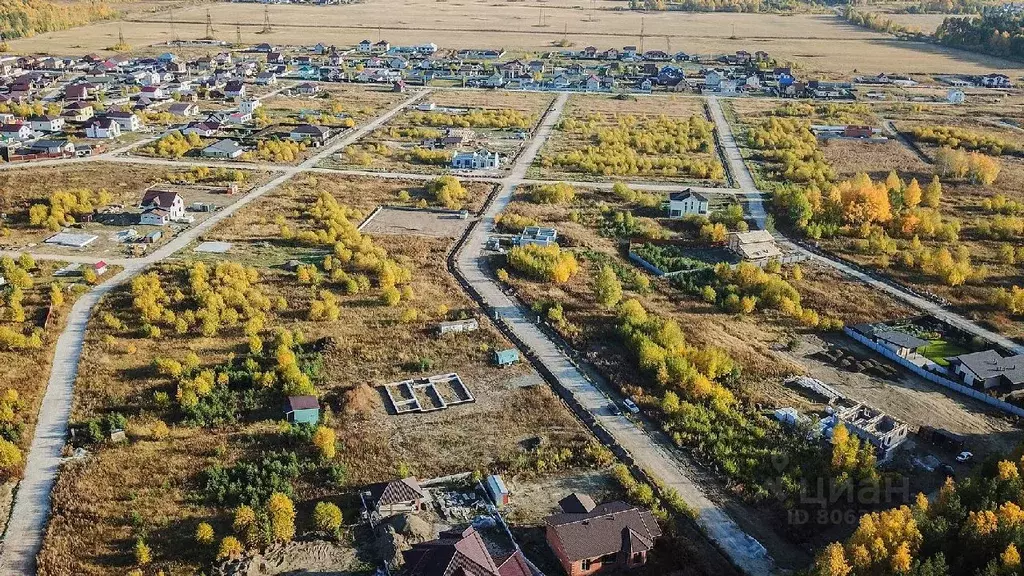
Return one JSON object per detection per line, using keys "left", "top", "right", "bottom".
{"left": 956, "top": 451, "right": 974, "bottom": 463}
{"left": 623, "top": 398, "right": 640, "bottom": 414}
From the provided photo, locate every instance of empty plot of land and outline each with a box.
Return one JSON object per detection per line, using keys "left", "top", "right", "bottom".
{"left": 361, "top": 207, "right": 472, "bottom": 238}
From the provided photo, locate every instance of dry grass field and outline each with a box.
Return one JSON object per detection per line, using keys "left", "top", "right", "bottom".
{"left": 259, "top": 84, "right": 408, "bottom": 125}
{"left": 8, "top": 0, "right": 1020, "bottom": 75}
{"left": 328, "top": 91, "right": 553, "bottom": 175}
{"left": 38, "top": 172, "right": 609, "bottom": 575}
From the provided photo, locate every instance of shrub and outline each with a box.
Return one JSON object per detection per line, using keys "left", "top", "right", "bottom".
{"left": 218, "top": 536, "right": 243, "bottom": 561}
{"left": 312, "top": 426, "right": 336, "bottom": 460}
{"left": 267, "top": 492, "right": 296, "bottom": 542}
{"left": 134, "top": 538, "right": 151, "bottom": 566}
{"left": 313, "top": 501, "right": 343, "bottom": 537}
{"left": 507, "top": 244, "right": 579, "bottom": 283}
{"left": 195, "top": 522, "right": 215, "bottom": 545}
{"left": 529, "top": 182, "right": 576, "bottom": 205}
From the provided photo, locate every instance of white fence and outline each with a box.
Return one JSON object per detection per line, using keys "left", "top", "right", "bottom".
{"left": 845, "top": 328, "right": 1024, "bottom": 419}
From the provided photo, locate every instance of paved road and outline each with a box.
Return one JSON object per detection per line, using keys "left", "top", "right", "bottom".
{"left": 706, "top": 97, "right": 1024, "bottom": 356}
{"left": 455, "top": 92, "right": 776, "bottom": 576}
{"left": 0, "top": 89, "right": 429, "bottom": 575}
{"left": 707, "top": 97, "right": 768, "bottom": 229}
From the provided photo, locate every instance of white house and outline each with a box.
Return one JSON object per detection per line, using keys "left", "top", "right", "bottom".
{"left": 451, "top": 149, "right": 500, "bottom": 170}
{"left": 224, "top": 81, "right": 246, "bottom": 98}
{"left": 28, "top": 115, "right": 64, "bottom": 132}
{"left": 256, "top": 72, "right": 277, "bottom": 86}
{"left": 85, "top": 118, "right": 121, "bottom": 139}
{"left": 0, "top": 123, "right": 32, "bottom": 141}
{"left": 139, "top": 188, "right": 186, "bottom": 225}
{"left": 667, "top": 189, "right": 710, "bottom": 218}
{"left": 168, "top": 102, "right": 200, "bottom": 117}
{"left": 61, "top": 102, "right": 94, "bottom": 122}
{"left": 947, "top": 89, "right": 965, "bottom": 104}
{"left": 238, "top": 99, "right": 262, "bottom": 115}
{"left": 106, "top": 111, "right": 141, "bottom": 132}
{"left": 357, "top": 40, "right": 373, "bottom": 53}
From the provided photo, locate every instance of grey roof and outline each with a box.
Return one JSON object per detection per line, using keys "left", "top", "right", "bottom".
{"left": 558, "top": 493, "right": 596, "bottom": 514}
{"left": 669, "top": 188, "right": 708, "bottom": 203}
{"left": 203, "top": 139, "right": 243, "bottom": 154}
{"left": 953, "top": 350, "right": 1024, "bottom": 385}
{"left": 874, "top": 329, "right": 929, "bottom": 350}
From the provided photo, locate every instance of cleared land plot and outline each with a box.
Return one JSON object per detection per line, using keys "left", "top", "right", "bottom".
{"left": 259, "top": 84, "right": 407, "bottom": 127}
{"left": 533, "top": 94, "right": 725, "bottom": 184}
{"left": 360, "top": 207, "right": 472, "bottom": 238}
{"left": 0, "top": 163, "right": 267, "bottom": 258}
{"left": 14, "top": 2, "right": 1020, "bottom": 74}
{"left": 328, "top": 91, "right": 552, "bottom": 175}
{"left": 39, "top": 172, "right": 591, "bottom": 575}
{"left": 821, "top": 138, "right": 931, "bottom": 179}
{"left": 782, "top": 333, "right": 1024, "bottom": 460}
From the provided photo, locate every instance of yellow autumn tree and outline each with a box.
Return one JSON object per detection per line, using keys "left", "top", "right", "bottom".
{"left": 312, "top": 425, "right": 336, "bottom": 460}
{"left": 904, "top": 178, "right": 922, "bottom": 208}
{"left": 218, "top": 536, "right": 243, "bottom": 560}
{"left": 267, "top": 492, "right": 296, "bottom": 542}
{"left": 1003, "top": 544, "right": 1021, "bottom": 568}
{"left": 816, "top": 542, "right": 852, "bottom": 576}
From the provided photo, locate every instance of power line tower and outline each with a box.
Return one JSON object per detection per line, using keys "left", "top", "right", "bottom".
{"left": 236, "top": 24, "right": 242, "bottom": 46}
{"left": 204, "top": 9, "right": 215, "bottom": 40}
{"left": 118, "top": 27, "right": 126, "bottom": 47}
{"left": 665, "top": 35, "right": 670, "bottom": 54}
{"left": 262, "top": 5, "right": 272, "bottom": 34}
{"left": 169, "top": 7, "right": 178, "bottom": 42}
{"left": 639, "top": 16, "right": 645, "bottom": 54}
{"left": 589, "top": 0, "right": 596, "bottom": 22}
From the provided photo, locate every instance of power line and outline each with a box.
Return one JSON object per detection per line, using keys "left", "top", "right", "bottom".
{"left": 204, "top": 9, "right": 215, "bottom": 40}
{"left": 262, "top": 5, "right": 272, "bottom": 34}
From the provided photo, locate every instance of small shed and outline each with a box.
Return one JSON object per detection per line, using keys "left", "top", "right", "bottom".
{"left": 494, "top": 348, "right": 519, "bottom": 367}
{"left": 143, "top": 231, "right": 162, "bottom": 243}
{"left": 285, "top": 395, "right": 320, "bottom": 425}
{"left": 485, "top": 474, "right": 510, "bottom": 507}
{"left": 93, "top": 261, "right": 108, "bottom": 276}
{"left": 437, "top": 318, "right": 479, "bottom": 336}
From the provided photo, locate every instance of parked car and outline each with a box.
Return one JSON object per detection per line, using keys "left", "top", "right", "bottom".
{"left": 939, "top": 463, "right": 955, "bottom": 478}
{"left": 607, "top": 403, "right": 622, "bottom": 416}
{"left": 956, "top": 451, "right": 974, "bottom": 463}
{"left": 623, "top": 398, "right": 640, "bottom": 414}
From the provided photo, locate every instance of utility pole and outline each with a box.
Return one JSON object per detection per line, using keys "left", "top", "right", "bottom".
{"left": 665, "top": 35, "right": 670, "bottom": 54}
{"left": 236, "top": 24, "right": 242, "bottom": 46}
{"left": 563, "top": 22, "right": 568, "bottom": 45}
{"left": 117, "top": 27, "right": 126, "bottom": 49}
{"left": 262, "top": 5, "right": 272, "bottom": 34}
{"left": 205, "top": 9, "right": 215, "bottom": 40}
{"left": 169, "top": 7, "right": 178, "bottom": 42}
{"left": 590, "top": 0, "right": 596, "bottom": 22}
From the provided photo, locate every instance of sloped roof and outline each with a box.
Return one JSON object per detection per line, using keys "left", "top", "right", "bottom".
{"left": 953, "top": 350, "right": 1024, "bottom": 385}
{"left": 545, "top": 501, "right": 661, "bottom": 563}
{"left": 286, "top": 395, "right": 320, "bottom": 411}
{"left": 669, "top": 188, "right": 708, "bottom": 203}
{"left": 558, "top": 493, "right": 596, "bottom": 514}
{"left": 874, "top": 329, "right": 929, "bottom": 350}
{"left": 369, "top": 476, "right": 424, "bottom": 506}
{"left": 140, "top": 189, "right": 180, "bottom": 209}
{"left": 402, "top": 526, "right": 501, "bottom": 576}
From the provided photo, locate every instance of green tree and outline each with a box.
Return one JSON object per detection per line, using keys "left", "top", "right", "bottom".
{"left": 593, "top": 265, "right": 623, "bottom": 309}
{"left": 313, "top": 501, "right": 343, "bottom": 538}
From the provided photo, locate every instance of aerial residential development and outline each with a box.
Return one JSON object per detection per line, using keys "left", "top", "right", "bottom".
{"left": 0, "top": 1, "right": 1023, "bottom": 575}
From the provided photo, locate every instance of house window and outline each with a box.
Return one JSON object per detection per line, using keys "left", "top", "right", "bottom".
{"left": 633, "top": 552, "right": 644, "bottom": 564}
{"left": 581, "top": 559, "right": 592, "bottom": 570}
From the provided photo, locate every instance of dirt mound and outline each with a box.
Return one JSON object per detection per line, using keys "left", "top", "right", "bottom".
{"left": 215, "top": 539, "right": 357, "bottom": 576}
{"left": 377, "top": 513, "right": 438, "bottom": 569}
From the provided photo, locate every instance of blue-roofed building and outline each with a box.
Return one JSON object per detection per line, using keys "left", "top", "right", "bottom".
{"left": 485, "top": 474, "right": 510, "bottom": 507}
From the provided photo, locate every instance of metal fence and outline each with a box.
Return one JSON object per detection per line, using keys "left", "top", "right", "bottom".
{"left": 845, "top": 328, "right": 1024, "bottom": 419}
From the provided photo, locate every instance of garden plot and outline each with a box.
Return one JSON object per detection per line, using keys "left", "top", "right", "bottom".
{"left": 383, "top": 373, "right": 475, "bottom": 414}
{"left": 326, "top": 91, "right": 554, "bottom": 174}
{"left": 360, "top": 207, "right": 472, "bottom": 238}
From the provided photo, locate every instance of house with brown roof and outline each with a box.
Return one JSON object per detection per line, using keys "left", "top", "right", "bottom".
{"left": 361, "top": 476, "right": 425, "bottom": 519}
{"left": 544, "top": 495, "right": 661, "bottom": 576}
{"left": 401, "top": 526, "right": 536, "bottom": 576}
